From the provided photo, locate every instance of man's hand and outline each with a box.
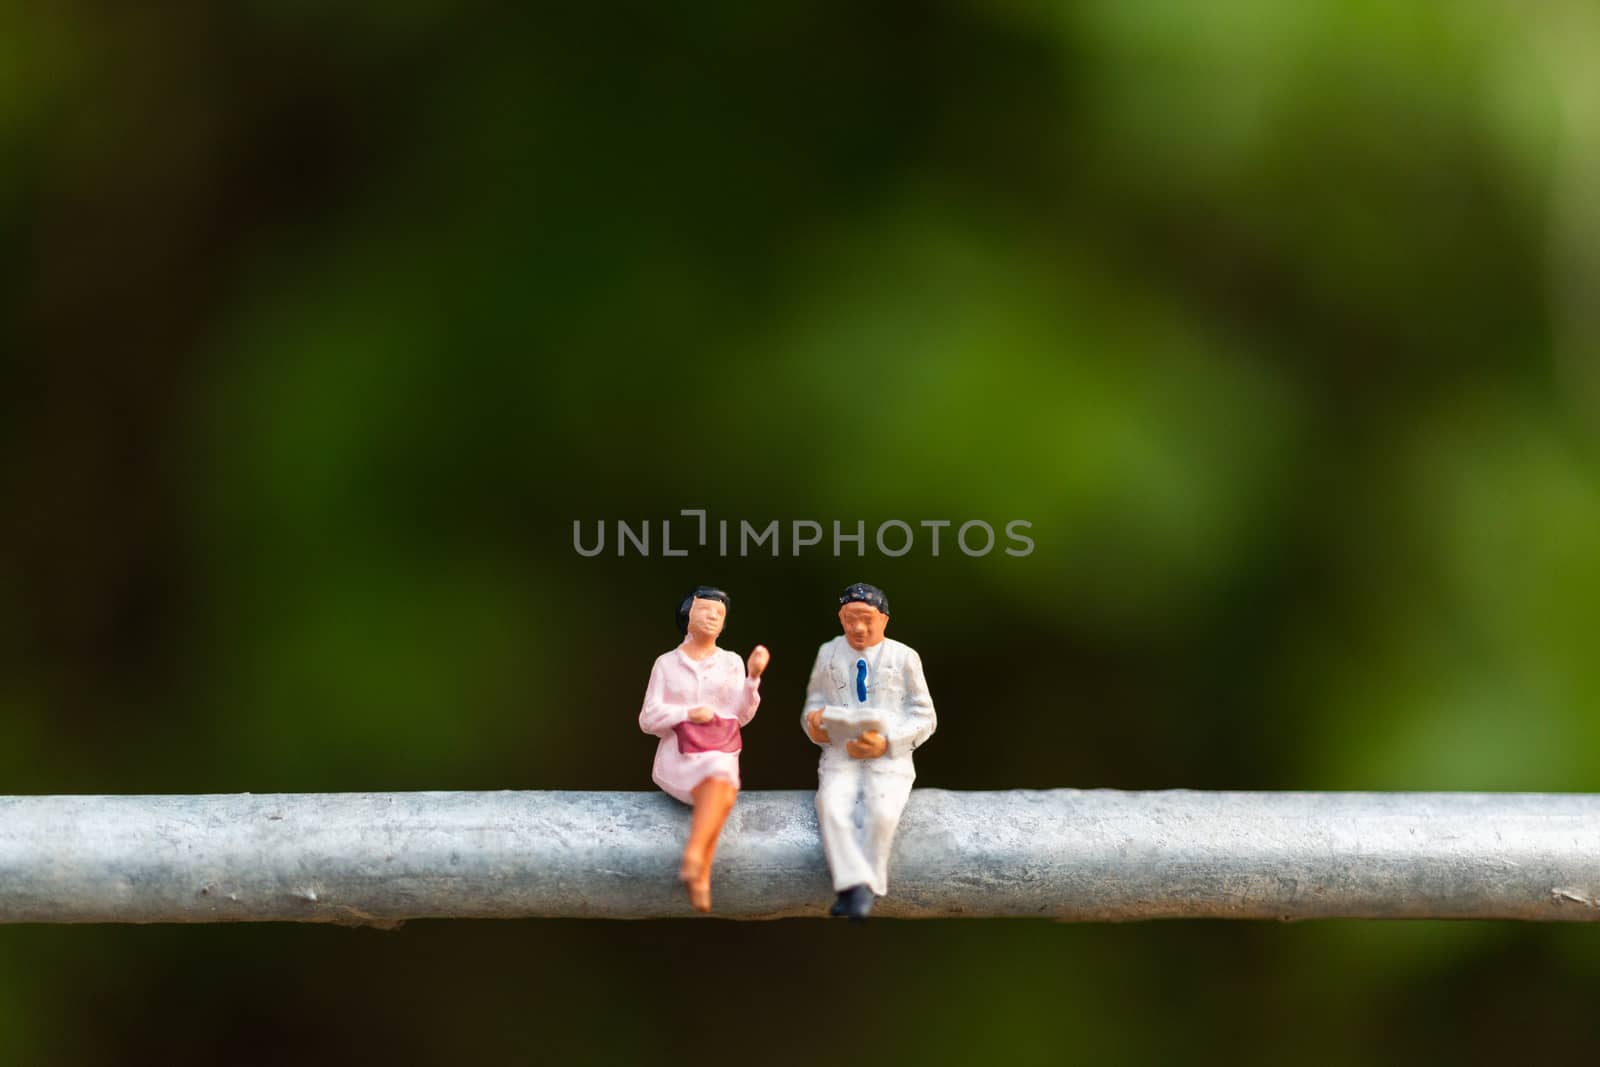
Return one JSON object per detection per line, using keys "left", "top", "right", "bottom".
{"left": 687, "top": 706, "right": 715, "bottom": 724}
{"left": 747, "top": 645, "right": 770, "bottom": 679}
{"left": 846, "top": 730, "right": 887, "bottom": 760}
{"left": 804, "top": 708, "right": 831, "bottom": 744}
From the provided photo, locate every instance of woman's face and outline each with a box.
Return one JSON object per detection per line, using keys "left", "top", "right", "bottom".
{"left": 686, "top": 597, "right": 726, "bottom": 641}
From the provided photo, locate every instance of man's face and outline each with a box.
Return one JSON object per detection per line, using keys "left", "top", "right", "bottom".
{"left": 686, "top": 597, "right": 726, "bottom": 641}
{"left": 838, "top": 602, "right": 888, "bottom": 650}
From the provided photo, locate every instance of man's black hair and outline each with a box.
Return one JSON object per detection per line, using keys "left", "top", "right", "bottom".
{"left": 838, "top": 582, "right": 889, "bottom": 616}
{"left": 677, "top": 586, "right": 731, "bottom": 635}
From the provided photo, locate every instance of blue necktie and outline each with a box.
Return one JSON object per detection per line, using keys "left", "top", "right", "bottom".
{"left": 856, "top": 659, "right": 867, "bottom": 703}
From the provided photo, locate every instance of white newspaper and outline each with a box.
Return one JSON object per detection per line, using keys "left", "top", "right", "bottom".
{"left": 819, "top": 705, "right": 885, "bottom": 741}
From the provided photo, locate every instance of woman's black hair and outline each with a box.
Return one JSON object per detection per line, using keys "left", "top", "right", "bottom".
{"left": 677, "top": 586, "right": 730, "bottom": 635}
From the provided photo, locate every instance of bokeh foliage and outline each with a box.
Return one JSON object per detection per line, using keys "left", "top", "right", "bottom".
{"left": 4, "top": 1, "right": 1600, "bottom": 1063}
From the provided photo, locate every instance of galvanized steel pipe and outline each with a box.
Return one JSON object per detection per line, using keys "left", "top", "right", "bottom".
{"left": 1, "top": 789, "right": 1597, "bottom": 926}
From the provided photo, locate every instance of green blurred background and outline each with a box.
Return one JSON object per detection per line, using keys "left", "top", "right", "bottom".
{"left": 6, "top": 1, "right": 1600, "bottom": 1063}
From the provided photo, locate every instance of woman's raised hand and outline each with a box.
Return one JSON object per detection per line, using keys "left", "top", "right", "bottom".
{"left": 747, "top": 644, "right": 770, "bottom": 679}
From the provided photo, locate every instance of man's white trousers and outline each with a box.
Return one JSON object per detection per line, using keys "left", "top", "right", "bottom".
{"left": 814, "top": 750, "right": 915, "bottom": 896}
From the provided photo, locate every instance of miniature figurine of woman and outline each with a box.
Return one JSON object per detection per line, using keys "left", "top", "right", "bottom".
{"left": 639, "top": 586, "right": 769, "bottom": 913}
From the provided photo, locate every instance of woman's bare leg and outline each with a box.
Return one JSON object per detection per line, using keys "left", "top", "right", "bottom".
{"left": 680, "top": 778, "right": 738, "bottom": 913}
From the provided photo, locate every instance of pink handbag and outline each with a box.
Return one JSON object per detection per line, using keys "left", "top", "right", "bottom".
{"left": 675, "top": 716, "right": 742, "bottom": 753}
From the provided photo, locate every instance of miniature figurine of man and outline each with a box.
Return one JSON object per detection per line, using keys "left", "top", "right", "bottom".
{"left": 801, "top": 583, "right": 936, "bottom": 920}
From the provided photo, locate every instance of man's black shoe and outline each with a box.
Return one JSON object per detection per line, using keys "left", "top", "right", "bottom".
{"left": 829, "top": 884, "right": 874, "bottom": 921}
